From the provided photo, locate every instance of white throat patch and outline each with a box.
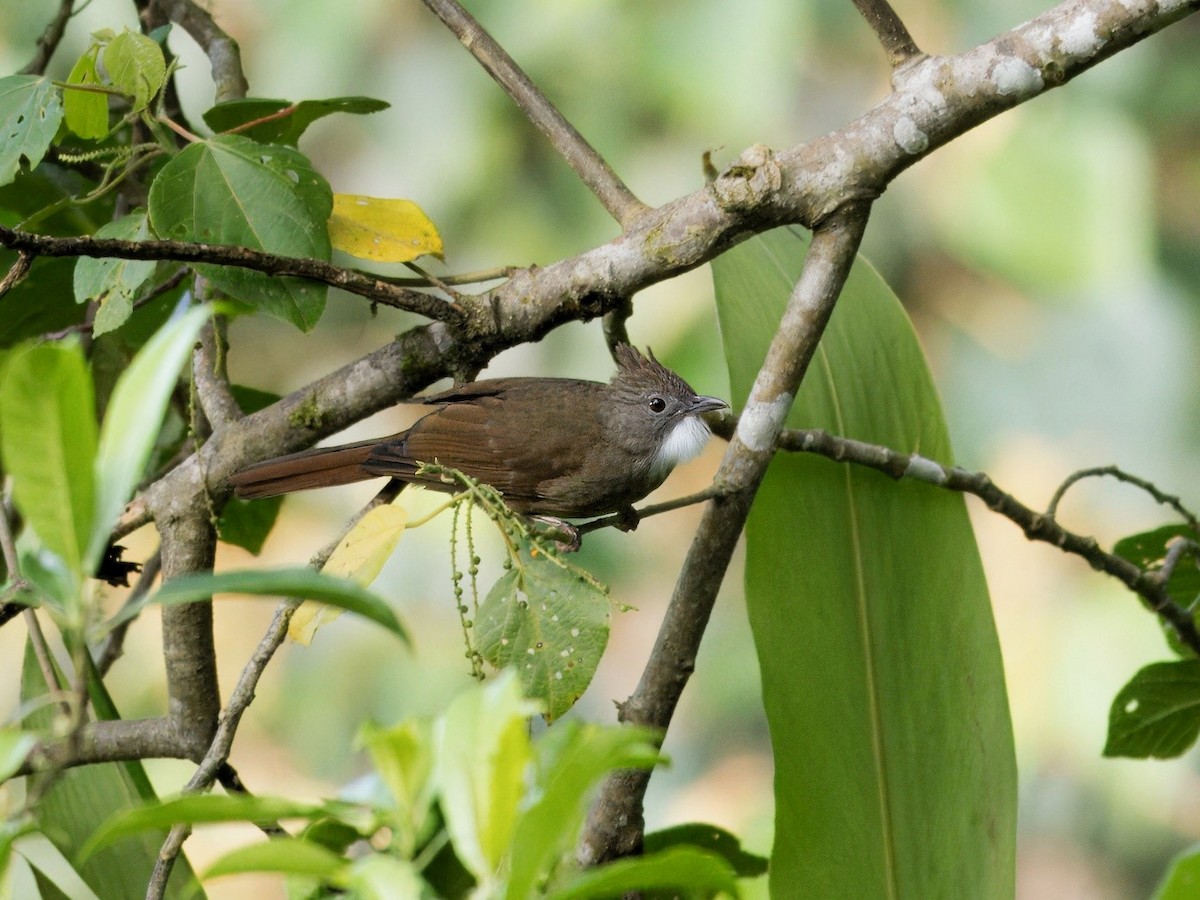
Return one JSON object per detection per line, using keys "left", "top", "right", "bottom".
{"left": 652, "top": 415, "right": 712, "bottom": 477}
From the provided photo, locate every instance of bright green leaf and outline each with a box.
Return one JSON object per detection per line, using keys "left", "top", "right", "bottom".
{"left": 0, "top": 342, "right": 96, "bottom": 586}
{"left": 1104, "top": 659, "right": 1200, "bottom": 759}
{"left": 202, "top": 95, "right": 390, "bottom": 146}
{"left": 1153, "top": 843, "right": 1200, "bottom": 900}
{"left": 507, "top": 721, "right": 662, "bottom": 900}
{"left": 0, "top": 75, "right": 63, "bottom": 187}
{"left": 147, "top": 135, "right": 332, "bottom": 329}
{"left": 1114, "top": 525, "right": 1200, "bottom": 644}
{"left": 63, "top": 46, "right": 107, "bottom": 140}
{"left": 434, "top": 670, "right": 541, "bottom": 885}
{"left": 114, "top": 567, "right": 408, "bottom": 642}
{"left": 0, "top": 728, "right": 37, "bottom": 782}
{"left": 548, "top": 846, "right": 739, "bottom": 900}
{"left": 359, "top": 719, "right": 435, "bottom": 855}
{"left": 202, "top": 838, "right": 348, "bottom": 880}
{"left": 477, "top": 545, "right": 610, "bottom": 722}
{"left": 712, "top": 227, "right": 1016, "bottom": 898}
{"left": 346, "top": 855, "right": 427, "bottom": 897}
{"left": 103, "top": 30, "right": 166, "bottom": 112}
{"left": 73, "top": 211, "right": 157, "bottom": 335}
{"left": 88, "top": 304, "right": 209, "bottom": 575}
{"left": 82, "top": 794, "right": 339, "bottom": 861}
{"left": 10, "top": 833, "right": 102, "bottom": 900}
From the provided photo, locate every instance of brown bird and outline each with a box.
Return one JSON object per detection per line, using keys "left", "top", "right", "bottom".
{"left": 227, "top": 345, "right": 727, "bottom": 519}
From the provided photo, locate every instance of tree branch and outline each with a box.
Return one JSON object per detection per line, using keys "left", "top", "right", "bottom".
{"left": 420, "top": 0, "right": 649, "bottom": 227}
{"left": 579, "top": 201, "right": 872, "bottom": 864}
{"left": 21, "top": 0, "right": 75, "bottom": 76}
{"left": 850, "top": 0, "right": 923, "bottom": 66}
{"left": 0, "top": 226, "right": 465, "bottom": 326}
{"left": 147, "top": 0, "right": 249, "bottom": 104}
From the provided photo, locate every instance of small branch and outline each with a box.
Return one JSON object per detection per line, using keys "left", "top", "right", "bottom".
{"left": 1046, "top": 465, "right": 1199, "bottom": 530}
{"left": 580, "top": 202, "right": 871, "bottom": 865}
{"left": 601, "top": 296, "right": 634, "bottom": 358}
{"left": 148, "top": 0, "right": 249, "bottom": 103}
{"left": 421, "top": 0, "right": 649, "bottom": 228}
{"left": 21, "top": 0, "right": 75, "bottom": 76}
{"left": 193, "top": 314, "right": 243, "bottom": 429}
{"left": 755, "top": 427, "right": 1200, "bottom": 654}
{"left": 0, "top": 251, "right": 32, "bottom": 297}
{"left": 576, "top": 485, "right": 727, "bottom": 537}
{"left": 849, "top": 0, "right": 923, "bottom": 66}
{"left": 0, "top": 226, "right": 467, "bottom": 326}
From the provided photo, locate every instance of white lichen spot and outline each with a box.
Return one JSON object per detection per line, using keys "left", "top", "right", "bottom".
{"left": 500, "top": 638, "right": 509, "bottom": 646}
{"left": 551, "top": 614, "right": 559, "bottom": 622}
{"left": 526, "top": 648, "right": 535, "bottom": 655}
{"left": 893, "top": 116, "right": 929, "bottom": 154}
{"left": 992, "top": 57, "right": 1043, "bottom": 97}
{"left": 736, "top": 393, "right": 794, "bottom": 452}
{"left": 1125, "top": 698, "right": 1139, "bottom": 714}
{"left": 1059, "top": 10, "right": 1104, "bottom": 56}
{"left": 570, "top": 628, "right": 580, "bottom": 637}
{"left": 555, "top": 671, "right": 563, "bottom": 680}
{"left": 903, "top": 455, "right": 948, "bottom": 485}
{"left": 560, "top": 649, "right": 570, "bottom": 658}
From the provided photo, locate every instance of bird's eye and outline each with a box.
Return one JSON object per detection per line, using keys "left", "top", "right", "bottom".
{"left": 648, "top": 396, "right": 667, "bottom": 413}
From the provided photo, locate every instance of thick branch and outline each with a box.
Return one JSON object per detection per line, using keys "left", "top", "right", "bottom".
{"left": 421, "top": 0, "right": 648, "bottom": 227}
{"left": 579, "top": 202, "right": 871, "bottom": 865}
{"left": 21, "top": 0, "right": 74, "bottom": 76}
{"left": 149, "top": 0, "right": 248, "bottom": 103}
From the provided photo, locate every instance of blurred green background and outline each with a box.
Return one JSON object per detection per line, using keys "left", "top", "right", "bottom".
{"left": 2, "top": 1, "right": 1199, "bottom": 896}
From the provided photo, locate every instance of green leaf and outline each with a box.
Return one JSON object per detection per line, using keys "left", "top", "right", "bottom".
{"left": 547, "top": 846, "right": 739, "bottom": 900}
{"left": 202, "top": 838, "right": 348, "bottom": 880}
{"left": 712, "top": 227, "right": 1016, "bottom": 898}
{"left": 358, "top": 719, "right": 435, "bottom": 855}
{"left": 0, "top": 342, "right": 96, "bottom": 587}
{"left": 1153, "top": 843, "right": 1200, "bottom": 900}
{"left": 434, "top": 670, "right": 541, "bottom": 885}
{"left": 9, "top": 833, "right": 102, "bottom": 900}
{"left": 73, "top": 210, "right": 157, "bottom": 335}
{"left": 1115, "top": 525, "right": 1200, "bottom": 607}
{"left": 476, "top": 545, "right": 610, "bottom": 721}
{"left": 21, "top": 642, "right": 200, "bottom": 899}
{"left": 63, "top": 46, "right": 107, "bottom": 140}
{"left": 0, "top": 75, "right": 63, "bottom": 187}
{"left": 0, "top": 728, "right": 37, "bottom": 781}
{"left": 82, "top": 794, "right": 336, "bottom": 861}
{"left": 116, "top": 568, "right": 408, "bottom": 642}
{"left": 216, "top": 495, "right": 283, "bottom": 555}
{"left": 507, "top": 721, "right": 662, "bottom": 900}
{"left": 147, "top": 134, "right": 332, "bottom": 329}
{"left": 1104, "top": 659, "right": 1200, "bottom": 759}
{"left": 103, "top": 30, "right": 166, "bottom": 113}
{"left": 202, "top": 95, "right": 390, "bottom": 146}
{"left": 644, "top": 823, "right": 768, "bottom": 878}
{"left": 88, "top": 304, "right": 209, "bottom": 574}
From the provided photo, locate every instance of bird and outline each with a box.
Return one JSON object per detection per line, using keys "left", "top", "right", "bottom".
{"left": 227, "top": 344, "right": 728, "bottom": 520}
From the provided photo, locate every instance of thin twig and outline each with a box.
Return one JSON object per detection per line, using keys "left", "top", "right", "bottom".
{"left": 849, "top": 0, "right": 923, "bottom": 66}
{"left": 0, "top": 226, "right": 467, "bottom": 326}
{"left": 193, "top": 313, "right": 243, "bottom": 429}
{"left": 21, "top": 0, "right": 75, "bottom": 76}
{"left": 420, "top": 0, "right": 648, "bottom": 227}
{"left": 1045, "top": 465, "right": 1200, "bottom": 530}
{"left": 0, "top": 251, "right": 33, "bottom": 298}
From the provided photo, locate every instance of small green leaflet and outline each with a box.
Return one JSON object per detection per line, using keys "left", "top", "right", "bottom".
{"left": 1104, "top": 659, "right": 1200, "bottom": 759}
{"left": 0, "top": 75, "right": 64, "bottom": 186}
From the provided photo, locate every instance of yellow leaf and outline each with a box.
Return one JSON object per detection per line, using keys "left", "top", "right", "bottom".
{"left": 290, "top": 502, "right": 408, "bottom": 644}
{"left": 328, "top": 194, "right": 444, "bottom": 262}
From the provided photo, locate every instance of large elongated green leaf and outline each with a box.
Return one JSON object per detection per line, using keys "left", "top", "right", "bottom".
{"left": 0, "top": 343, "right": 96, "bottom": 588}
{"left": 712, "top": 227, "right": 1016, "bottom": 898}
{"left": 147, "top": 135, "right": 331, "bottom": 330}
{"left": 88, "top": 304, "right": 209, "bottom": 574}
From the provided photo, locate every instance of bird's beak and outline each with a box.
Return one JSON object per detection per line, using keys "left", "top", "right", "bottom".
{"left": 689, "top": 395, "right": 729, "bottom": 415}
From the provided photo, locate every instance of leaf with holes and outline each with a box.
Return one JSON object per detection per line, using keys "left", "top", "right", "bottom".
{"left": 147, "top": 134, "right": 332, "bottom": 330}
{"left": 476, "top": 547, "right": 610, "bottom": 721}
{"left": 1104, "top": 659, "right": 1200, "bottom": 759}
{"left": 0, "top": 75, "right": 63, "bottom": 186}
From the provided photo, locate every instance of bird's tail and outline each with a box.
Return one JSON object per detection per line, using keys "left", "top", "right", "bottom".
{"left": 227, "top": 439, "right": 380, "bottom": 499}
